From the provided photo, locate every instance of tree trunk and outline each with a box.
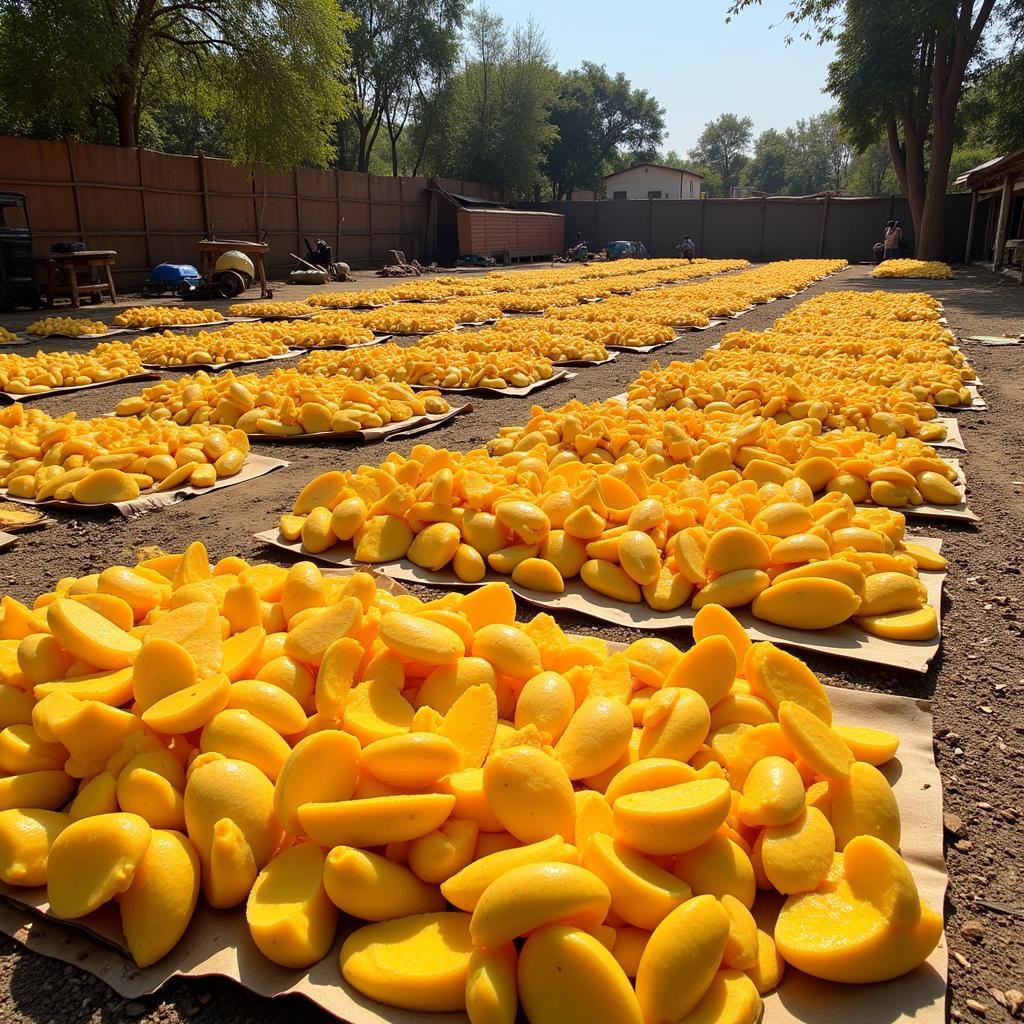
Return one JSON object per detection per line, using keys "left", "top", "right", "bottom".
{"left": 113, "top": 92, "right": 137, "bottom": 148}
{"left": 917, "top": 107, "right": 956, "bottom": 259}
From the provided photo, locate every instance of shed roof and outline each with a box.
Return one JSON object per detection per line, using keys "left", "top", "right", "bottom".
{"left": 954, "top": 147, "right": 1024, "bottom": 188}
{"left": 605, "top": 162, "right": 705, "bottom": 181}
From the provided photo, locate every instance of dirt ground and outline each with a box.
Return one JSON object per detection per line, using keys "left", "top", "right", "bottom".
{"left": 0, "top": 263, "right": 1022, "bottom": 1023}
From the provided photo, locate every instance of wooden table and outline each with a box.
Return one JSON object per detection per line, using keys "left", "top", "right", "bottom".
{"left": 36, "top": 250, "right": 117, "bottom": 308}
{"left": 197, "top": 240, "right": 271, "bottom": 298}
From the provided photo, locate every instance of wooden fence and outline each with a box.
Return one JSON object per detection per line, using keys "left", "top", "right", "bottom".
{"left": 0, "top": 136, "right": 499, "bottom": 284}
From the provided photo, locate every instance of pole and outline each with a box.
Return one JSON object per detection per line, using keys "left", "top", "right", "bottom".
{"left": 964, "top": 188, "right": 978, "bottom": 264}
{"left": 137, "top": 148, "right": 152, "bottom": 271}
{"left": 65, "top": 139, "right": 85, "bottom": 245}
{"left": 818, "top": 196, "right": 830, "bottom": 257}
{"left": 993, "top": 175, "right": 1014, "bottom": 269}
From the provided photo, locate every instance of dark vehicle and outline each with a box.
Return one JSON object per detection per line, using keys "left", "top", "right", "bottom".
{"left": 606, "top": 240, "right": 649, "bottom": 260}
{"left": 0, "top": 193, "right": 40, "bottom": 311}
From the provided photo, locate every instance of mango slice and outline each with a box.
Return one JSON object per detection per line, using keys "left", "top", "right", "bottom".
{"left": 829, "top": 760, "right": 901, "bottom": 849}
{"left": 614, "top": 779, "right": 731, "bottom": 855}
{"left": 324, "top": 845, "right": 446, "bottom": 920}
{"left": 0, "top": 808, "right": 69, "bottom": 886}
{"left": 362, "top": 732, "right": 461, "bottom": 788}
{"left": 120, "top": 828, "right": 199, "bottom": 967}
{"left": 635, "top": 894, "right": 730, "bottom": 1023}
{"left": 340, "top": 912, "right": 475, "bottom": 1012}
{"left": 47, "top": 812, "right": 152, "bottom": 919}
{"left": 777, "top": 700, "right": 853, "bottom": 779}
{"left": 761, "top": 807, "right": 836, "bottom": 894}
{"left": 744, "top": 642, "right": 831, "bottom": 723}
{"left": 519, "top": 925, "right": 642, "bottom": 1024}
{"left": 673, "top": 834, "right": 756, "bottom": 908}
{"left": 483, "top": 746, "right": 576, "bottom": 843}
{"left": 47, "top": 598, "right": 141, "bottom": 670}
{"left": 297, "top": 793, "right": 455, "bottom": 848}
{"left": 752, "top": 578, "right": 861, "bottom": 630}
{"left": 246, "top": 843, "right": 338, "bottom": 968}
{"left": 466, "top": 943, "right": 518, "bottom": 1024}
{"left": 854, "top": 605, "right": 938, "bottom": 641}
{"left": 555, "top": 697, "right": 633, "bottom": 780}
{"left": 679, "top": 968, "right": 762, "bottom": 1024}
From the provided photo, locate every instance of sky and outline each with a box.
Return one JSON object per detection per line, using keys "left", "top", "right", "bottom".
{"left": 499, "top": 0, "right": 838, "bottom": 156}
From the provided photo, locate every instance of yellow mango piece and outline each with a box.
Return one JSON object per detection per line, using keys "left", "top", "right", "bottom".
{"left": 692, "top": 569, "right": 770, "bottom": 610}
{"left": 441, "top": 835, "right": 581, "bottom": 912}
{"left": 284, "top": 597, "right": 362, "bottom": 666}
{"left": 0, "top": 808, "right": 69, "bottom": 886}
{"left": 692, "top": 604, "right": 752, "bottom": 669}
{"left": 618, "top": 531, "right": 662, "bottom": 586}
{"left": 720, "top": 895, "right": 759, "bottom": 971}
{"left": 574, "top": 790, "right": 617, "bottom": 849}
{"left": 899, "top": 541, "right": 947, "bottom": 572}
{"left": 69, "top": 592, "right": 135, "bottom": 633}
{"left": 679, "top": 968, "right": 762, "bottom": 1024}
{"left": 642, "top": 567, "right": 693, "bottom": 611}
{"left": 855, "top": 604, "right": 938, "bottom": 640}
{"left": 833, "top": 724, "right": 899, "bottom": 765}
{"left": 298, "top": 792, "right": 455, "bottom": 848}
{"left": 483, "top": 746, "right": 575, "bottom": 843}
{"left": 133, "top": 637, "right": 197, "bottom": 710}
{"left": 183, "top": 757, "right": 282, "bottom": 901}
{"left": 745, "top": 929, "right": 785, "bottom": 994}
{"left": 638, "top": 687, "right": 710, "bottom": 762}
{"left": 207, "top": 816, "right": 258, "bottom": 908}
{"left": 221, "top": 625, "right": 267, "bottom": 682}
{"left": 417, "top": 657, "right": 497, "bottom": 714}
{"left": 519, "top": 925, "right": 642, "bottom": 1024}
{"left": 762, "top": 806, "right": 836, "bottom": 894}
{"left": 470, "top": 861, "right": 610, "bottom": 947}
{"left": 34, "top": 665, "right": 134, "bottom": 706}
{"left": 47, "top": 597, "right": 141, "bottom": 670}
{"left": 120, "top": 828, "right": 199, "bottom": 967}
{"left": 515, "top": 670, "right": 575, "bottom": 741}
{"left": 0, "top": 682, "right": 35, "bottom": 727}
{"left": 673, "top": 833, "right": 756, "bottom": 908}
{"left": 829, "top": 760, "right": 901, "bottom": 849}
{"left": 70, "top": 770, "right": 119, "bottom": 820}
{"left": 145, "top": 602, "right": 223, "bottom": 679}
{"left": 116, "top": 761, "right": 185, "bottom": 831}
{"left": 512, "top": 557, "right": 565, "bottom": 593}
{"left": 408, "top": 522, "right": 461, "bottom": 571}
{"left": 737, "top": 755, "right": 805, "bottom": 827}
{"left": 554, "top": 697, "right": 633, "bottom": 780}
{"left": 362, "top": 732, "right": 461, "bottom": 788}
{"left": 583, "top": 833, "right": 691, "bottom": 930}
{"left": 614, "top": 779, "right": 731, "bottom": 855}
{"left": 611, "top": 925, "right": 651, "bottom": 979}
{"left": 774, "top": 835, "right": 943, "bottom": 983}
{"left": 440, "top": 683, "right": 499, "bottom": 769}
{"left": 141, "top": 673, "right": 231, "bottom": 734}
{"left": 581, "top": 559, "right": 642, "bottom": 603}
{"left": 324, "top": 845, "right": 446, "bottom": 920}
{"left": 752, "top": 578, "right": 861, "bottom": 630}
{"left": 466, "top": 943, "right": 518, "bottom": 1024}
{"left": 227, "top": 679, "right": 306, "bottom": 735}
{"left": 47, "top": 812, "right": 152, "bottom": 919}
{"left": 407, "top": 818, "right": 478, "bottom": 884}
{"left": 778, "top": 700, "right": 853, "bottom": 780}
{"left": 604, "top": 758, "right": 698, "bottom": 806}
{"left": 274, "top": 730, "right": 359, "bottom": 837}
{"left": 744, "top": 642, "right": 831, "bottom": 723}
{"left": 72, "top": 469, "right": 140, "bottom": 504}
{"left": 246, "top": 842, "right": 338, "bottom": 968}
{"left": 343, "top": 677, "right": 415, "bottom": 745}
{"left": 340, "top": 912, "right": 474, "bottom": 1012}
{"left": 379, "top": 610, "right": 463, "bottom": 665}
{"left": 858, "top": 572, "right": 925, "bottom": 616}
{"left": 200, "top": 708, "right": 290, "bottom": 781}
{"left": 0, "top": 722, "right": 66, "bottom": 773}
{"left": 354, "top": 514, "right": 413, "bottom": 562}
{"left": 17, "top": 633, "right": 74, "bottom": 685}
{"left": 635, "top": 894, "right": 730, "bottom": 1023}
{"left": 705, "top": 528, "right": 771, "bottom": 574}
{"left": 664, "top": 635, "right": 736, "bottom": 708}
{"left": 0, "top": 769, "right": 74, "bottom": 811}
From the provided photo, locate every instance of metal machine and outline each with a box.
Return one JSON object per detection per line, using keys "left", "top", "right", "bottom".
{"left": 142, "top": 263, "right": 204, "bottom": 298}
{"left": 0, "top": 193, "right": 40, "bottom": 311}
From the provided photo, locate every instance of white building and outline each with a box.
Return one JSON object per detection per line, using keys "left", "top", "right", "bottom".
{"left": 604, "top": 163, "right": 704, "bottom": 200}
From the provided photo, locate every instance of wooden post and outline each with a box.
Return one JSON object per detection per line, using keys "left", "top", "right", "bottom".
{"left": 758, "top": 196, "right": 768, "bottom": 261}
{"left": 198, "top": 153, "right": 212, "bottom": 237}
{"left": 137, "top": 147, "right": 152, "bottom": 271}
{"left": 699, "top": 198, "right": 707, "bottom": 255}
{"left": 294, "top": 167, "right": 302, "bottom": 263}
{"left": 367, "top": 177, "right": 374, "bottom": 265}
{"left": 993, "top": 175, "right": 1014, "bottom": 269}
{"left": 964, "top": 188, "right": 978, "bottom": 264}
{"left": 336, "top": 170, "right": 342, "bottom": 262}
{"left": 252, "top": 173, "right": 260, "bottom": 241}
{"left": 818, "top": 196, "right": 830, "bottom": 257}
{"left": 65, "top": 139, "right": 85, "bottom": 245}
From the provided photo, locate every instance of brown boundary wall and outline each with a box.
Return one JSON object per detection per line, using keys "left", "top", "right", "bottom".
{"left": 0, "top": 137, "right": 499, "bottom": 284}
{"left": 526, "top": 194, "right": 973, "bottom": 263}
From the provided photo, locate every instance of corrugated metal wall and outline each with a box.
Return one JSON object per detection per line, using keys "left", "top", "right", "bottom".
{"left": 0, "top": 136, "right": 499, "bottom": 283}
{"left": 527, "top": 195, "right": 974, "bottom": 263}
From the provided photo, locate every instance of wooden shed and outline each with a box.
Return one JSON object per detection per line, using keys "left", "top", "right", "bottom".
{"left": 955, "top": 147, "right": 1024, "bottom": 280}
{"left": 426, "top": 189, "right": 564, "bottom": 264}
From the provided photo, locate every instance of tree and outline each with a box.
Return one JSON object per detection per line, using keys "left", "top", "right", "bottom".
{"left": 544, "top": 63, "right": 665, "bottom": 199}
{"left": 688, "top": 113, "right": 753, "bottom": 193}
{"left": 846, "top": 139, "right": 900, "bottom": 195}
{"left": 743, "top": 129, "right": 791, "bottom": 193}
{"left": 785, "top": 111, "right": 851, "bottom": 193}
{"left": 339, "top": 0, "right": 465, "bottom": 173}
{"left": 728, "top": 0, "right": 1020, "bottom": 258}
{"left": 0, "top": 0, "right": 353, "bottom": 165}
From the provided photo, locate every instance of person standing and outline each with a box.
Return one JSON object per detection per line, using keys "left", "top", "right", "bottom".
{"left": 883, "top": 220, "right": 902, "bottom": 260}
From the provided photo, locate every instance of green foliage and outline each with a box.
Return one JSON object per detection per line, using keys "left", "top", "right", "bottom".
{"left": 845, "top": 140, "right": 900, "bottom": 195}
{"left": 544, "top": 63, "right": 665, "bottom": 199}
{"left": 742, "top": 129, "right": 791, "bottom": 194}
{"left": 0, "top": 0, "right": 355, "bottom": 167}
{"left": 688, "top": 113, "right": 753, "bottom": 192}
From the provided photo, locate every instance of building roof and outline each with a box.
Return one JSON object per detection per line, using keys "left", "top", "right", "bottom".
{"left": 604, "top": 162, "right": 705, "bottom": 181}
{"left": 954, "top": 147, "right": 1024, "bottom": 188}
